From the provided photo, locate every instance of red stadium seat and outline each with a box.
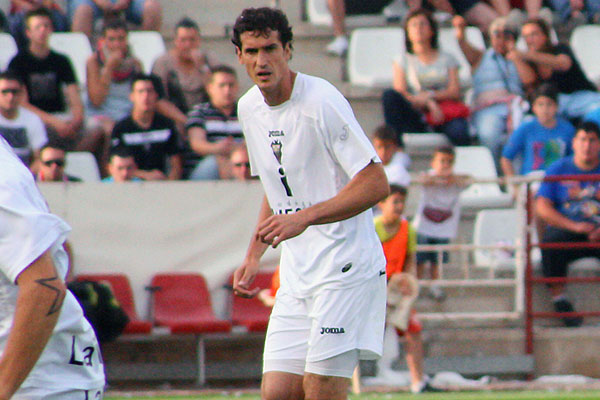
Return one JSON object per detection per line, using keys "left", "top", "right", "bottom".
{"left": 150, "top": 273, "right": 232, "bottom": 334}
{"left": 76, "top": 273, "right": 152, "bottom": 334}
{"left": 229, "top": 270, "right": 274, "bottom": 332}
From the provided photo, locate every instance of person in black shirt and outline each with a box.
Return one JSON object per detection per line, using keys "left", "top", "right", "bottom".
{"left": 111, "top": 74, "right": 182, "bottom": 180}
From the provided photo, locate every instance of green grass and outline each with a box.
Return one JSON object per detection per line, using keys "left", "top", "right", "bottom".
{"left": 105, "top": 391, "right": 600, "bottom": 400}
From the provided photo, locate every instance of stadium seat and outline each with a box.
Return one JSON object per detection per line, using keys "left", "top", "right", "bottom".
{"left": 76, "top": 273, "right": 152, "bottom": 334}
{"left": 127, "top": 31, "right": 166, "bottom": 73}
{"left": 151, "top": 273, "right": 232, "bottom": 334}
{"left": 403, "top": 133, "right": 450, "bottom": 156}
{"left": 229, "top": 270, "right": 274, "bottom": 332}
{"left": 570, "top": 25, "right": 600, "bottom": 88}
{"left": 49, "top": 32, "right": 93, "bottom": 86}
{"left": 454, "top": 146, "right": 512, "bottom": 209}
{"left": 306, "top": 0, "right": 332, "bottom": 25}
{"left": 438, "top": 27, "right": 485, "bottom": 89}
{"left": 347, "top": 27, "right": 405, "bottom": 87}
{"left": 65, "top": 151, "right": 101, "bottom": 182}
{"left": 0, "top": 33, "right": 18, "bottom": 71}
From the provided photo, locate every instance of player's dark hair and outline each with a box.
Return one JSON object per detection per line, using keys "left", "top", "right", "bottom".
{"left": 578, "top": 121, "right": 600, "bottom": 139}
{"left": 531, "top": 82, "right": 558, "bottom": 104}
{"left": 231, "top": 7, "right": 293, "bottom": 51}
{"left": 175, "top": 17, "right": 200, "bottom": 33}
{"left": 373, "top": 124, "right": 400, "bottom": 144}
{"left": 404, "top": 8, "right": 438, "bottom": 54}
{"left": 0, "top": 70, "right": 24, "bottom": 85}
{"left": 102, "top": 19, "right": 128, "bottom": 35}
{"left": 25, "top": 7, "right": 53, "bottom": 29}
{"left": 434, "top": 145, "right": 455, "bottom": 157}
{"left": 389, "top": 184, "right": 408, "bottom": 197}
{"left": 210, "top": 64, "right": 237, "bottom": 79}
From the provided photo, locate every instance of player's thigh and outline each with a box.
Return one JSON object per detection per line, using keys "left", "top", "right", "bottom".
{"left": 14, "top": 387, "right": 104, "bottom": 400}
{"left": 303, "top": 371, "right": 350, "bottom": 400}
{"left": 262, "top": 371, "right": 304, "bottom": 400}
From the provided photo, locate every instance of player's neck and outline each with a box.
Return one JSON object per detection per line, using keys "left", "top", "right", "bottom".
{"left": 262, "top": 70, "right": 297, "bottom": 107}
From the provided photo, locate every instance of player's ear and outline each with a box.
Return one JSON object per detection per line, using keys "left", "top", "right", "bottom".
{"left": 235, "top": 46, "right": 243, "bottom": 63}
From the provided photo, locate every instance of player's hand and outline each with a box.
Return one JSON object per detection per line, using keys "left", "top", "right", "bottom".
{"left": 233, "top": 259, "right": 261, "bottom": 298}
{"left": 258, "top": 212, "right": 310, "bottom": 248}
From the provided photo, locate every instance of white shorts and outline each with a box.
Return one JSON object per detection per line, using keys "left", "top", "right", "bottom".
{"left": 263, "top": 272, "right": 386, "bottom": 376}
{"left": 14, "top": 387, "right": 104, "bottom": 400}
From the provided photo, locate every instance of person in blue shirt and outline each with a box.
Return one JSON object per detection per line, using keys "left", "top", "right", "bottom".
{"left": 102, "top": 146, "right": 142, "bottom": 182}
{"left": 535, "top": 121, "right": 600, "bottom": 327}
{"left": 501, "top": 83, "right": 575, "bottom": 178}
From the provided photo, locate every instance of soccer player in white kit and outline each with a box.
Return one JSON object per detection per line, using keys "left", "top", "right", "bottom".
{"left": 0, "top": 136, "right": 105, "bottom": 399}
{"left": 231, "top": 7, "right": 389, "bottom": 400}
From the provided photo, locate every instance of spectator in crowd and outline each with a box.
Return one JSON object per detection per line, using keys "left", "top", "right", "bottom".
{"left": 8, "top": 7, "right": 103, "bottom": 154}
{"left": 35, "top": 142, "right": 81, "bottom": 181}
{"left": 372, "top": 124, "right": 411, "bottom": 187}
{"left": 229, "top": 143, "right": 254, "bottom": 181}
{"left": 152, "top": 17, "right": 214, "bottom": 114}
{"left": 546, "top": 0, "right": 600, "bottom": 33}
{"left": 68, "top": 0, "right": 162, "bottom": 40}
{"left": 375, "top": 184, "right": 442, "bottom": 393}
{"left": 501, "top": 83, "right": 575, "bottom": 180}
{"left": 0, "top": 70, "right": 47, "bottom": 167}
{"left": 535, "top": 121, "right": 600, "bottom": 327}
{"left": 185, "top": 64, "right": 243, "bottom": 180}
{"left": 382, "top": 9, "right": 471, "bottom": 146}
{"left": 453, "top": 14, "right": 535, "bottom": 165}
{"left": 8, "top": 0, "right": 69, "bottom": 49}
{"left": 111, "top": 73, "right": 182, "bottom": 180}
{"left": 413, "top": 145, "right": 471, "bottom": 300}
{"left": 515, "top": 17, "right": 600, "bottom": 122}
{"left": 86, "top": 19, "right": 142, "bottom": 171}
{"left": 102, "top": 145, "right": 140, "bottom": 182}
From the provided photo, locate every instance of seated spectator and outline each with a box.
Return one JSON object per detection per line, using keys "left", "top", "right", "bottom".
{"left": 68, "top": 0, "right": 161, "bottom": 40}
{"left": 535, "top": 121, "right": 600, "bottom": 327}
{"left": 372, "top": 124, "right": 411, "bottom": 187}
{"left": 501, "top": 83, "right": 575, "bottom": 180}
{"left": 8, "top": 0, "right": 69, "bottom": 49}
{"left": 35, "top": 142, "right": 81, "bottom": 181}
{"left": 0, "top": 70, "right": 47, "bottom": 167}
{"left": 102, "top": 145, "right": 140, "bottom": 182}
{"left": 8, "top": 7, "right": 103, "bottom": 154}
{"left": 229, "top": 143, "right": 256, "bottom": 181}
{"left": 185, "top": 65, "right": 243, "bottom": 180}
{"left": 382, "top": 9, "right": 470, "bottom": 146}
{"left": 515, "top": 18, "right": 600, "bottom": 122}
{"left": 86, "top": 19, "right": 143, "bottom": 170}
{"left": 152, "top": 18, "right": 214, "bottom": 114}
{"left": 111, "top": 73, "right": 182, "bottom": 180}
{"left": 547, "top": 0, "right": 600, "bottom": 36}
{"left": 453, "top": 15, "right": 535, "bottom": 165}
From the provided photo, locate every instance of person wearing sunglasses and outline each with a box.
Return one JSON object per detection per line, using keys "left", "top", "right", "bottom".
{"left": 229, "top": 143, "right": 255, "bottom": 182}
{"left": 0, "top": 71, "right": 48, "bottom": 168}
{"left": 35, "top": 143, "right": 81, "bottom": 182}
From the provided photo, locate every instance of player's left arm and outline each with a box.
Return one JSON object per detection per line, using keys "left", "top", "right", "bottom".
{"left": 0, "top": 249, "right": 66, "bottom": 400}
{"left": 259, "top": 161, "right": 389, "bottom": 247}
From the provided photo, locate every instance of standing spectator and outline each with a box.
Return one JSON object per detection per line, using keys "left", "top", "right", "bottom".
{"left": 8, "top": 7, "right": 102, "bottom": 154}
{"left": 0, "top": 71, "right": 47, "bottom": 167}
{"left": 102, "top": 146, "right": 140, "bottom": 182}
{"left": 229, "top": 143, "right": 254, "bottom": 181}
{"left": 501, "top": 83, "right": 575, "bottom": 179}
{"left": 68, "top": 0, "right": 161, "bottom": 40}
{"left": 382, "top": 9, "right": 471, "bottom": 146}
{"left": 516, "top": 18, "right": 600, "bottom": 122}
{"left": 372, "top": 124, "right": 411, "bottom": 188}
{"left": 8, "top": 0, "right": 69, "bottom": 49}
{"left": 453, "top": 15, "right": 535, "bottom": 165}
{"left": 152, "top": 18, "right": 214, "bottom": 114}
{"left": 35, "top": 142, "right": 81, "bottom": 181}
{"left": 111, "top": 74, "right": 182, "bottom": 180}
{"left": 413, "top": 145, "right": 471, "bottom": 300}
{"left": 185, "top": 65, "right": 242, "bottom": 180}
{"left": 535, "top": 121, "right": 600, "bottom": 327}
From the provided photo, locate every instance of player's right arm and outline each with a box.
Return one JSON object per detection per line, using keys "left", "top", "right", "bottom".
{"left": 233, "top": 196, "right": 272, "bottom": 298}
{"left": 0, "top": 249, "right": 67, "bottom": 400}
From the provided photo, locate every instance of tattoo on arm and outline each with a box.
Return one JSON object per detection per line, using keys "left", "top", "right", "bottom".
{"left": 35, "top": 276, "right": 64, "bottom": 316}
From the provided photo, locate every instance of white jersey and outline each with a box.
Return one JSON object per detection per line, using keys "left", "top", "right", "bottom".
{"left": 0, "top": 137, "right": 104, "bottom": 391}
{"left": 238, "top": 73, "right": 386, "bottom": 296}
{"left": 0, "top": 107, "right": 47, "bottom": 165}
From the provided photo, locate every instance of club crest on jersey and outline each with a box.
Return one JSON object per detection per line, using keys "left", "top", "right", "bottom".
{"left": 271, "top": 139, "right": 282, "bottom": 164}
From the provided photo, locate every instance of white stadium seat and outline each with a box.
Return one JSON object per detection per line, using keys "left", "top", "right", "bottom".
{"left": 128, "top": 31, "right": 166, "bottom": 74}
{"left": 306, "top": 0, "right": 332, "bottom": 25}
{"left": 65, "top": 151, "right": 101, "bottom": 182}
{"left": 570, "top": 25, "right": 600, "bottom": 88}
{"left": 49, "top": 32, "right": 93, "bottom": 86}
{"left": 0, "top": 33, "right": 18, "bottom": 71}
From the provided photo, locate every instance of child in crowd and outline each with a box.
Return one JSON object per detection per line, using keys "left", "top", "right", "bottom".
{"left": 372, "top": 124, "right": 411, "bottom": 187}
{"left": 413, "top": 146, "right": 471, "bottom": 300}
{"left": 375, "top": 184, "right": 441, "bottom": 394}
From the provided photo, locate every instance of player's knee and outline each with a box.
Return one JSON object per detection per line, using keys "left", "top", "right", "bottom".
{"left": 303, "top": 373, "right": 349, "bottom": 400}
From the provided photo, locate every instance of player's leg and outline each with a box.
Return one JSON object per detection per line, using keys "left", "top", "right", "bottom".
{"left": 262, "top": 370, "right": 304, "bottom": 400}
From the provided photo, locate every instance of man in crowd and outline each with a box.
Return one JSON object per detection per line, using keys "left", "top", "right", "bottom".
{"left": 103, "top": 146, "right": 141, "bottom": 182}
{"left": 229, "top": 143, "right": 253, "bottom": 182}
{"left": 35, "top": 143, "right": 81, "bottom": 182}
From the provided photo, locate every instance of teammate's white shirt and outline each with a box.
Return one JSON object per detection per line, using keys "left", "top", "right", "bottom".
{"left": 238, "top": 72, "right": 386, "bottom": 296}
{"left": 0, "top": 137, "right": 105, "bottom": 391}
{"left": 0, "top": 107, "right": 47, "bottom": 162}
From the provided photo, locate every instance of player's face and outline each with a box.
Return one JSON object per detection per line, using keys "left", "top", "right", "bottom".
{"left": 572, "top": 129, "right": 600, "bottom": 168}
{"left": 431, "top": 152, "right": 454, "bottom": 176}
{"left": 380, "top": 192, "right": 406, "bottom": 220}
{"left": 40, "top": 148, "right": 66, "bottom": 181}
{"left": 230, "top": 149, "right": 252, "bottom": 181}
{"left": 207, "top": 72, "right": 238, "bottom": 109}
{"left": 104, "top": 28, "right": 128, "bottom": 55}
{"left": 522, "top": 23, "right": 547, "bottom": 52}
{"left": 25, "top": 15, "right": 53, "bottom": 46}
{"left": 130, "top": 80, "right": 158, "bottom": 113}
{"left": 0, "top": 79, "right": 22, "bottom": 114}
{"left": 109, "top": 155, "right": 137, "bottom": 182}
{"left": 532, "top": 95, "right": 557, "bottom": 126}
{"left": 373, "top": 138, "right": 397, "bottom": 166}
{"left": 236, "top": 29, "right": 292, "bottom": 97}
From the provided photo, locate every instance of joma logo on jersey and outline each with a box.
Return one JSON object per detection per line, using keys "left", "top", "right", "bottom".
{"left": 268, "top": 130, "right": 285, "bottom": 137}
{"left": 320, "top": 327, "right": 346, "bottom": 334}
